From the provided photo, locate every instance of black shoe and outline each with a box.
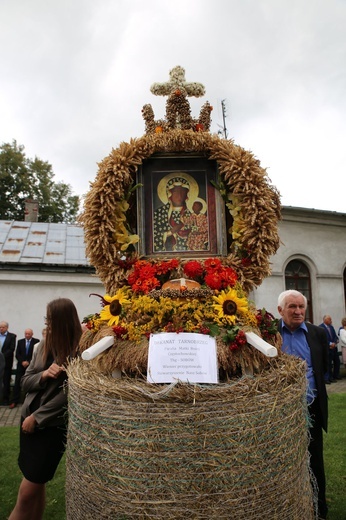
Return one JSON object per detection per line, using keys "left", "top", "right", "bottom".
{"left": 335, "top": 376, "right": 342, "bottom": 380}
{"left": 325, "top": 380, "right": 331, "bottom": 385}
{"left": 330, "top": 379, "right": 337, "bottom": 383}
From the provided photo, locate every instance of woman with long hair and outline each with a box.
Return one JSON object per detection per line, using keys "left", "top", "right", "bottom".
{"left": 9, "top": 298, "right": 82, "bottom": 520}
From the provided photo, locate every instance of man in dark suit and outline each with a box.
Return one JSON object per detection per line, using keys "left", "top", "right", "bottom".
{"left": 277, "top": 290, "right": 329, "bottom": 520}
{"left": 319, "top": 314, "right": 340, "bottom": 383}
{"left": 10, "top": 328, "right": 40, "bottom": 408}
{"left": 0, "top": 321, "right": 17, "bottom": 406}
{"left": 0, "top": 351, "right": 5, "bottom": 404}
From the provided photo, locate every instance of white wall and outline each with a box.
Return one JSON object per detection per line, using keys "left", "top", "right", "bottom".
{"left": 0, "top": 270, "right": 104, "bottom": 342}
{"left": 253, "top": 208, "right": 346, "bottom": 329}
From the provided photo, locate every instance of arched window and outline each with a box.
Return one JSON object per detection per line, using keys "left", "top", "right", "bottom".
{"left": 285, "top": 260, "right": 313, "bottom": 322}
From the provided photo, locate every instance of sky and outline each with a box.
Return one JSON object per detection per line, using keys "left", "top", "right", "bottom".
{"left": 0, "top": 0, "right": 345, "bottom": 214}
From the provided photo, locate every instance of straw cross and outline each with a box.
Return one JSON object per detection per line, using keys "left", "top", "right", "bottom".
{"left": 150, "top": 66, "right": 205, "bottom": 98}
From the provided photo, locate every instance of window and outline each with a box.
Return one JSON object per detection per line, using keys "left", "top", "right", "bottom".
{"left": 285, "top": 260, "right": 313, "bottom": 322}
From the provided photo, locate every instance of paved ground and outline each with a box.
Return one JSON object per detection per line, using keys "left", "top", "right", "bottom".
{"left": 1, "top": 369, "right": 345, "bottom": 428}
{"left": 0, "top": 404, "right": 22, "bottom": 427}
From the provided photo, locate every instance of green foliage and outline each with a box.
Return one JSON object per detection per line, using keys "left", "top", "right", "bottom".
{"left": 0, "top": 392, "right": 345, "bottom": 519}
{"left": 324, "top": 393, "right": 346, "bottom": 519}
{"left": 0, "top": 140, "right": 79, "bottom": 223}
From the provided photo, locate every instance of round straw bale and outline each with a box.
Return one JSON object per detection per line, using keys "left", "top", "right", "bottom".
{"left": 65, "top": 355, "right": 316, "bottom": 519}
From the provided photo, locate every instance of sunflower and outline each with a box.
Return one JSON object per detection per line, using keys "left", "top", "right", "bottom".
{"left": 212, "top": 288, "right": 249, "bottom": 325}
{"left": 99, "top": 288, "right": 130, "bottom": 326}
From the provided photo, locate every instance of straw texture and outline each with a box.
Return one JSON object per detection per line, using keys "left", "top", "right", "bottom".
{"left": 66, "top": 355, "right": 316, "bottom": 520}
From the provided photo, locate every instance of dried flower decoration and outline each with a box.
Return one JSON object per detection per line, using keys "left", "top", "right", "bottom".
{"left": 143, "top": 66, "right": 212, "bottom": 133}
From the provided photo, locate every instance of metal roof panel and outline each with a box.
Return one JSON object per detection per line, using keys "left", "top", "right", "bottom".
{"left": 0, "top": 221, "right": 89, "bottom": 266}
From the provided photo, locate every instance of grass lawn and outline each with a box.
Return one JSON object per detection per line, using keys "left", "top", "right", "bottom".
{"left": 0, "top": 393, "right": 345, "bottom": 520}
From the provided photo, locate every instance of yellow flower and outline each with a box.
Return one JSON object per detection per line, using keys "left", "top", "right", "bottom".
{"left": 114, "top": 200, "right": 129, "bottom": 215}
{"left": 212, "top": 288, "right": 249, "bottom": 325}
{"left": 100, "top": 288, "right": 130, "bottom": 326}
{"left": 231, "top": 228, "right": 242, "bottom": 240}
{"left": 120, "top": 233, "right": 139, "bottom": 251}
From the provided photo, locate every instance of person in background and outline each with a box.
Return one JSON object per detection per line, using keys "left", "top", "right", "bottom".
{"left": 0, "top": 321, "right": 17, "bottom": 406}
{"left": 319, "top": 314, "right": 340, "bottom": 383}
{"left": 0, "top": 350, "right": 5, "bottom": 404}
{"left": 33, "top": 328, "right": 47, "bottom": 356}
{"left": 9, "top": 298, "right": 82, "bottom": 520}
{"left": 277, "top": 290, "right": 329, "bottom": 520}
{"left": 10, "top": 329, "right": 40, "bottom": 409}
{"left": 338, "top": 317, "right": 346, "bottom": 368}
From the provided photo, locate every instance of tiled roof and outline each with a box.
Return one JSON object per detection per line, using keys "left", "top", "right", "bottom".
{"left": 0, "top": 221, "right": 89, "bottom": 265}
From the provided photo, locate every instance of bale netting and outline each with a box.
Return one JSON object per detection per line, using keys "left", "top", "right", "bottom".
{"left": 66, "top": 356, "right": 317, "bottom": 520}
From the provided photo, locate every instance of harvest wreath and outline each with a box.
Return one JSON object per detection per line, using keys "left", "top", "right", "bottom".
{"left": 78, "top": 65, "right": 282, "bottom": 377}
{"left": 81, "top": 129, "right": 281, "bottom": 294}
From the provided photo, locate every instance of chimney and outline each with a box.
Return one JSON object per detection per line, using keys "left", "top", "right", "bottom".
{"left": 24, "top": 199, "right": 39, "bottom": 222}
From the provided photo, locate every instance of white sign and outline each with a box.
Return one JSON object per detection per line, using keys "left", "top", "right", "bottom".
{"left": 147, "top": 332, "right": 218, "bottom": 384}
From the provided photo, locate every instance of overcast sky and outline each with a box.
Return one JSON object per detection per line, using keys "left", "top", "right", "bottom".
{"left": 1, "top": 0, "right": 345, "bottom": 214}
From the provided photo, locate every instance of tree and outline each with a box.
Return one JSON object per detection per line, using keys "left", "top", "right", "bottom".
{"left": 0, "top": 140, "right": 80, "bottom": 223}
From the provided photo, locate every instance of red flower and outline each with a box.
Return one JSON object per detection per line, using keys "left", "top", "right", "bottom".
{"left": 183, "top": 260, "right": 204, "bottom": 279}
{"left": 164, "top": 322, "right": 184, "bottom": 333}
{"left": 138, "top": 264, "right": 157, "bottom": 279}
{"left": 134, "top": 260, "right": 150, "bottom": 270}
{"left": 229, "top": 330, "right": 247, "bottom": 351}
{"left": 112, "top": 325, "right": 128, "bottom": 339}
{"left": 204, "top": 258, "right": 222, "bottom": 271}
{"left": 236, "top": 330, "right": 247, "bottom": 346}
{"left": 199, "top": 325, "right": 211, "bottom": 335}
{"left": 204, "top": 272, "right": 222, "bottom": 290}
{"left": 127, "top": 260, "right": 160, "bottom": 293}
{"left": 142, "top": 277, "right": 160, "bottom": 293}
{"left": 132, "top": 279, "right": 145, "bottom": 292}
{"left": 220, "top": 267, "right": 238, "bottom": 288}
{"left": 156, "top": 259, "right": 179, "bottom": 275}
{"left": 116, "top": 257, "right": 137, "bottom": 270}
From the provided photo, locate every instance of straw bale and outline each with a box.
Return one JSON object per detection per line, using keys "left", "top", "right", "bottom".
{"left": 66, "top": 355, "right": 316, "bottom": 519}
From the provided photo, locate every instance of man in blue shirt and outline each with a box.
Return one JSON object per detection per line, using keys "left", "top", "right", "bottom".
{"left": 278, "top": 290, "right": 329, "bottom": 520}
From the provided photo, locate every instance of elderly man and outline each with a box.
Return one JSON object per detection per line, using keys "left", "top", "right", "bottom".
{"left": 10, "top": 328, "right": 39, "bottom": 408}
{"left": 0, "top": 321, "right": 17, "bottom": 406}
{"left": 277, "top": 290, "right": 329, "bottom": 520}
